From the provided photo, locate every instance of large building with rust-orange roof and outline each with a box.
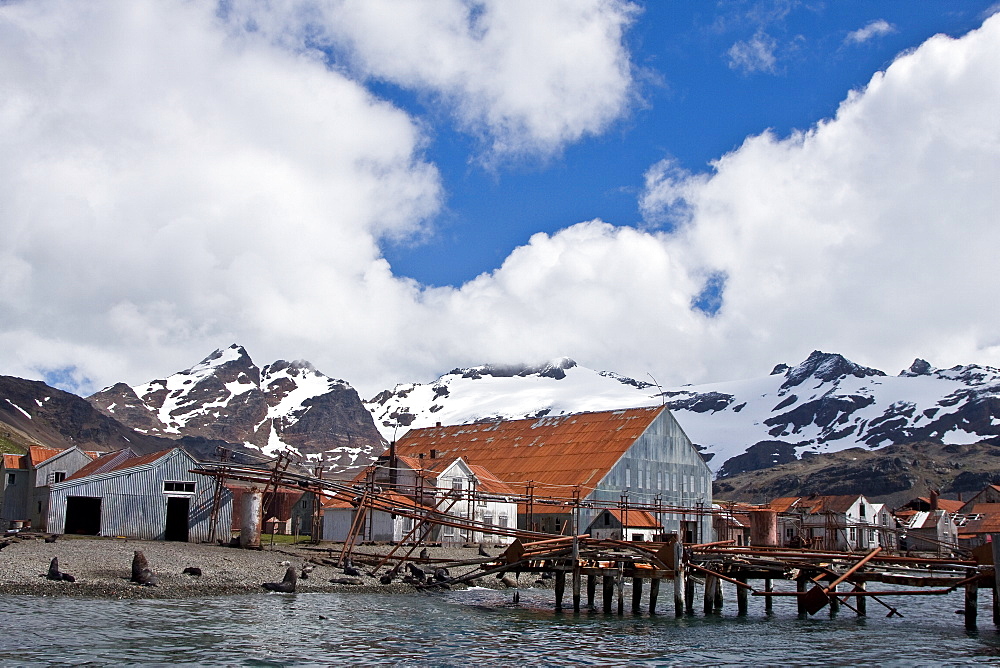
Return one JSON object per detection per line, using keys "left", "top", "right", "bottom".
{"left": 390, "top": 405, "right": 713, "bottom": 542}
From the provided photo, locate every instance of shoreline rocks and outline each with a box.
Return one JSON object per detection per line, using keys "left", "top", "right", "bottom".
{"left": 0, "top": 536, "right": 517, "bottom": 599}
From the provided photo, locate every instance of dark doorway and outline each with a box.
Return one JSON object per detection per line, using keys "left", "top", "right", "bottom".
{"left": 682, "top": 521, "right": 697, "bottom": 544}
{"left": 164, "top": 496, "right": 190, "bottom": 542}
{"left": 64, "top": 496, "right": 101, "bottom": 535}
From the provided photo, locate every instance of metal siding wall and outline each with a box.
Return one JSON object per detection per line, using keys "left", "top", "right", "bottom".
{"left": 46, "top": 450, "right": 232, "bottom": 541}
{"left": 587, "top": 410, "right": 715, "bottom": 542}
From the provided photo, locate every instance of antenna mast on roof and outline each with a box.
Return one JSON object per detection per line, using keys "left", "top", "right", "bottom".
{"left": 647, "top": 373, "right": 665, "bottom": 406}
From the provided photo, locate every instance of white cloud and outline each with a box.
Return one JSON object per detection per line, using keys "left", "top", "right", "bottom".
{"left": 0, "top": 0, "right": 441, "bottom": 392}
{"left": 225, "top": 0, "right": 639, "bottom": 159}
{"left": 2, "top": 1, "right": 1000, "bottom": 404}
{"left": 641, "top": 13, "right": 1000, "bottom": 378}
{"left": 726, "top": 31, "right": 778, "bottom": 74}
{"left": 845, "top": 19, "right": 895, "bottom": 45}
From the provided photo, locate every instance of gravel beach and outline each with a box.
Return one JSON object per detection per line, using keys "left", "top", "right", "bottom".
{"left": 0, "top": 534, "right": 519, "bottom": 599}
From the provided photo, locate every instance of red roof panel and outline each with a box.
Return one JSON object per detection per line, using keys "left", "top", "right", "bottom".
{"left": 392, "top": 406, "right": 666, "bottom": 498}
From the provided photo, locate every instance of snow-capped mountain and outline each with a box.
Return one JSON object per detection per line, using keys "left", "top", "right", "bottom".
{"left": 88, "top": 344, "right": 386, "bottom": 469}
{"left": 365, "top": 351, "right": 1000, "bottom": 476}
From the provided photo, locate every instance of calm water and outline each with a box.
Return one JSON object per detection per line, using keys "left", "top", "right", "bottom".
{"left": 2, "top": 585, "right": 1000, "bottom": 666}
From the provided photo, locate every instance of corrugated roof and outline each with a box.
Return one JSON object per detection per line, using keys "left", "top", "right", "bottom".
{"left": 770, "top": 494, "right": 861, "bottom": 515}
{"left": 28, "top": 445, "right": 63, "bottom": 467}
{"left": 606, "top": 509, "right": 661, "bottom": 529}
{"left": 392, "top": 406, "right": 667, "bottom": 496}
{"left": 113, "top": 448, "right": 175, "bottom": 471}
{"left": 466, "top": 464, "right": 517, "bottom": 496}
{"left": 970, "top": 503, "right": 1000, "bottom": 516}
{"left": 2, "top": 453, "right": 26, "bottom": 470}
{"left": 66, "top": 448, "right": 137, "bottom": 481}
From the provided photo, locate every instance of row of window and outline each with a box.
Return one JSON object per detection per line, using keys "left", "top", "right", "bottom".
{"left": 624, "top": 469, "right": 707, "bottom": 495}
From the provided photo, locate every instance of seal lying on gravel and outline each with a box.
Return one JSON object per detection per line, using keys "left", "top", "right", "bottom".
{"left": 182, "top": 567, "right": 202, "bottom": 577}
{"left": 45, "top": 557, "right": 75, "bottom": 582}
{"left": 263, "top": 566, "right": 297, "bottom": 593}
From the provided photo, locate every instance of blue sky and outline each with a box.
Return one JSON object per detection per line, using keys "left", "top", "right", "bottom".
{"left": 381, "top": 2, "right": 997, "bottom": 287}
{"left": 2, "top": 0, "right": 999, "bottom": 397}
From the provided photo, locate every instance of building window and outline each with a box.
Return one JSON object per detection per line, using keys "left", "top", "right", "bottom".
{"left": 657, "top": 471, "right": 663, "bottom": 489}
{"left": 6, "top": 473, "right": 14, "bottom": 485}
{"left": 604, "top": 512, "right": 611, "bottom": 526}
{"left": 451, "top": 478, "right": 463, "bottom": 491}
{"left": 164, "top": 481, "right": 196, "bottom": 493}
{"left": 48, "top": 471, "right": 66, "bottom": 485}
{"left": 625, "top": 468, "right": 630, "bottom": 487}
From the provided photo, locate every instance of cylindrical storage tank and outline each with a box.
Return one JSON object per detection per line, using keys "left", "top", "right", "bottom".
{"left": 240, "top": 487, "right": 263, "bottom": 549}
{"left": 749, "top": 509, "right": 778, "bottom": 547}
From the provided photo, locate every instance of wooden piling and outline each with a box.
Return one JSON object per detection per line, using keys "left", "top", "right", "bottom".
{"left": 555, "top": 570, "right": 566, "bottom": 612}
{"left": 572, "top": 567, "right": 582, "bottom": 613}
{"left": 714, "top": 577, "right": 724, "bottom": 611}
{"left": 673, "top": 540, "right": 685, "bottom": 617}
{"left": 617, "top": 570, "right": 625, "bottom": 615}
{"left": 632, "top": 577, "right": 644, "bottom": 614}
{"left": 764, "top": 578, "right": 773, "bottom": 614}
{"left": 685, "top": 577, "right": 695, "bottom": 615}
{"left": 603, "top": 575, "right": 614, "bottom": 613}
{"left": 796, "top": 574, "right": 807, "bottom": 616}
{"left": 854, "top": 582, "right": 867, "bottom": 616}
{"left": 649, "top": 577, "right": 660, "bottom": 615}
{"left": 587, "top": 574, "right": 597, "bottom": 610}
{"left": 965, "top": 569, "right": 978, "bottom": 629}
{"left": 829, "top": 583, "right": 840, "bottom": 616}
{"left": 704, "top": 573, "right": 718, "bottom": 615}
{"left": 736, "top": 575, "right": 748, "bottom": 616}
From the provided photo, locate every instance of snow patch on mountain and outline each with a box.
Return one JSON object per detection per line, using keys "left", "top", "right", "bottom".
{"left": 365, "top": 351, "right": 1000, "bottom": 477}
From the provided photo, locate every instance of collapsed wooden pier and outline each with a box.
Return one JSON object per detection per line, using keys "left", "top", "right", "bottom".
{"left": 192, "top": 458, "right": 1000, "bottom": 627}
{"left": 412, "top": 535, "right": 999, "bottom": 628}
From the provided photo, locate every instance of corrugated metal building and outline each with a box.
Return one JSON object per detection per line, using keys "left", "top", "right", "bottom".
{"left": 1, "top": 446, "right": 98, "bottom": 531}
{"left": 392, "top": 406, "right": 714, "bottom": 542}
{"left": 47, "top": 447, "right": 231, "bottom": 542}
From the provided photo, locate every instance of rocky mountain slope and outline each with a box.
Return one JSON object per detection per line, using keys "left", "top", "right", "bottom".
{"left": 0, "top": 375, "right": 168, "bottom": 456}
{"left": 87, "top": 345, "right": 386, "bottom": 469}
{"left": 365, "top": 351, "right": 1000, "bottom": 480}
{"left": 713, "top": 439, "right": 1000, "bottom": 508}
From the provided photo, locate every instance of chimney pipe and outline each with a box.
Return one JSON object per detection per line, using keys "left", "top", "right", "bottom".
{"left": 930, "top": 489, "right": 939, "bottom": 511}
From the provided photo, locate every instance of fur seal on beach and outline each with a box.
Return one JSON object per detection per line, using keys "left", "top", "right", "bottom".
{"left": 419, "top": 547, "right": 429, "bottom": 563}
{"left": 499, "top": 575, "right": 519, "bottom": 588}
{"left": 478, "top": 545, "right": 491, "bottom": 558}
{"left": 433, "top": 567, "right": 450, "bottom": 582}
{"left": 131, "top": 550, "right": 150, "bottom": 583}
{"left": 406, "top": 563, "right": 426, "bottom": 583}
{"left": 45, "top": 557, "right": 75, "bottom": 582}
{"left": 136, "top": 568, "right": 158, "bottom": 586}
{"left": 328, "top": 577, "right": 362, "bottom": 585}
{"left": 44, "top": 534, "right": 60, "bottom": 543}
{"left": 182, "top": 567, "right": 202, "bottom": 577}
{"left": 343, "top": 565, "right": 362, "bottom": 577}
{"left": 263, "top": 566, "right": 297, "bottom": 593}
{"left": 300, "top": 564, "right": 315, "bottom": 580}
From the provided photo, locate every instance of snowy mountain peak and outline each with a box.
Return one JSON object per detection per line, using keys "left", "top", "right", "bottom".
{"left": 449, "top": 357, "right": 579, "bottom": 381}
{"left": 901, "top": 358, "right": 935, "bottom": 377}
{"left": 780, "top": 350, "right": 885, "bottom": 393}
{"left": 88, "top": 347, "right": 384, "bottom": 469}
{"left": 365, "top": 350, "right": 1000, "bottom": 479}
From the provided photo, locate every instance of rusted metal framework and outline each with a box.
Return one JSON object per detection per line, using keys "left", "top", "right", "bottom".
{"left": 191, "top": 457, "right": 998, "bottom": 628}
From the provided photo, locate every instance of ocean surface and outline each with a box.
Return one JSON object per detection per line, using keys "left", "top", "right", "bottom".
{"left": 2, "top": 584, "right": 1000, "bottom": 666}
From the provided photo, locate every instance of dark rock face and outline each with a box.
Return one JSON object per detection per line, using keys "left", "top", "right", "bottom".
{"left": 665, "top": 391, "right": 734, "bottom": 414}
{"left": 779, "top": 350, "right": 885, "bottom": 393}
{"left": 764, "top": 395, "right": 876, "bottom": 439}
{"left": 0, "top": 375, "right": 167, "bottom": 454}
{"left": 717, "top": 441, "right": 799, "bottom": 478}
{"left": 88, "top": 346, "right": 386, "bottom": 468}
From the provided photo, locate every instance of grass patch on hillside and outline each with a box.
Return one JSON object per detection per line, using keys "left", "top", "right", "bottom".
{"left": 0, "top": 434, "right": 27, "bottom": 455}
